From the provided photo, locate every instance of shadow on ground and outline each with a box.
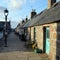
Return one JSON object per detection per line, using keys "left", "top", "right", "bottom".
{"left": 0, "top": 32, "right": 33, "bottom": 53}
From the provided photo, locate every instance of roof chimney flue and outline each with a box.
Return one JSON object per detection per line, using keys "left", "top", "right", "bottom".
{"left": 48, "top": 0, "right": 56, "bottom": 9}
{"left": 30, "top": 9, "right": 37, "bottom": 19}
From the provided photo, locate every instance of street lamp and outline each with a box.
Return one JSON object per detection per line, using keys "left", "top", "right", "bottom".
{"left": 4, "top": 8, "right": 9, "bottom": 47}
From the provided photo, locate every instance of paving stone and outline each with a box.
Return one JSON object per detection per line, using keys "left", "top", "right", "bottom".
{"left": 0, "top": 32, "right": 49, "bottom": 60}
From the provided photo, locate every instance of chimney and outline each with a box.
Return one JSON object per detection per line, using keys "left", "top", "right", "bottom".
{"left": 22, "top": 20, "right": 25, "bottom": 24}
{"left": 48, "top": 0, "right": 56, "bottom": 9}
{"left": 30, "top": 9, "right": 37, "bottom": 18}
{"left": 25, "top": 16, "right": 28, "bottom": 22}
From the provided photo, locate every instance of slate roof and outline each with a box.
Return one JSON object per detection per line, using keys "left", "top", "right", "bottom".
{"left": 23, "top": 1, "right": 60, "bottom": 27}
{"left": 23, "top": 19, "right": 30, "bottom": 28}
{"left": 34, "top": 1, "right": 60, "bottom": 26}
{"left": 19, "top": 22, "right": 27, "bottom": 28}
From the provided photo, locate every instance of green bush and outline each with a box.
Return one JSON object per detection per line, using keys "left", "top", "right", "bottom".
{"left": 34, "top": 48, "right": 42, "bottom": 53}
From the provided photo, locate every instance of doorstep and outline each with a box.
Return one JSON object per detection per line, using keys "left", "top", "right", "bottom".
{"left": 38, "top": 53, "right": 50, "bottom": 60}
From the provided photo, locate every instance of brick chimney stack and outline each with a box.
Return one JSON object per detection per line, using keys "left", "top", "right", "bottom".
{"left": 48, "top": 0, "right": 56, "bottom": 9}
{"left": 30, "top": 9, "right": 37, "bottom": 19}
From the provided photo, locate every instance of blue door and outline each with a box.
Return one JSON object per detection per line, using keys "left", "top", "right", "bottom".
{"left": 46, "top": 27, "right": 50, "bottom": 54}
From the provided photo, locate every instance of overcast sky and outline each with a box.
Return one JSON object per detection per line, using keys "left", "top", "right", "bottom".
{"left": 0, "top": 0, "right": 59, "bottom": 28}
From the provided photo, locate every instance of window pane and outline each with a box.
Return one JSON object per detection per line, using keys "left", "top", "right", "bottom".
{"left": 34, "top": 28, "right": 36, "bottom": 41}
{"left": 46, "top": 28, "right": 50, "bottom": 39}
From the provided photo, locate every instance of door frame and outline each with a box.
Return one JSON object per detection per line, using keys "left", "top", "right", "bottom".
{"left": 43, "top": 26, "right": 50, "bottom": 54}
{"left": 43, "top": 27, "right": 46, "bottom": 53}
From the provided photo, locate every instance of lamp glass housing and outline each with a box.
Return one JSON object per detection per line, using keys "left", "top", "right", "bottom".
{"left": 4, "top": 9, "right": 9, "bottom": 16}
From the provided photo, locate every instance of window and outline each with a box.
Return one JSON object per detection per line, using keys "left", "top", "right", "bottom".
{"left": 46, "top": 28, "right": 50, "bottom": 39}
{"left": 34, "top": 27, "right": 36, "bottom": 41}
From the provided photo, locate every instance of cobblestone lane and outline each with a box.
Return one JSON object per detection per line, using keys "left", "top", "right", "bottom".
{"left": 0, "top": 32, "right": 49, "bottom": 60}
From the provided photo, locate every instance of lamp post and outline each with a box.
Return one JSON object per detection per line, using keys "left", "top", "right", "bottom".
{"left": 4, "top": 8, "right": 9, "bottom": 47}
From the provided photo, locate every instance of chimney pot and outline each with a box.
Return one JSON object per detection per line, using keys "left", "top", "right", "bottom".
{"left": 26, "top": 16, "right": 28, "bottom": 22}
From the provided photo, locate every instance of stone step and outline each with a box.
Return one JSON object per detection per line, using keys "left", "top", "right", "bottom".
{"left": 38, "top": 53, "right": 50, "bottom": 60}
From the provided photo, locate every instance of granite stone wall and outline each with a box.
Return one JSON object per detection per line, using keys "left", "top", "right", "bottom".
{"left": 27, "top": 22, "right": 60, "bottom": 60}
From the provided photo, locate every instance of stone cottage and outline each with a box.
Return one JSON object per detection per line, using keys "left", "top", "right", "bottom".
{"left": 23, "top": 0, "right": 60, "bottom": 60}
{"left": 23, "top": 9, "right": 37, "bottom": 41}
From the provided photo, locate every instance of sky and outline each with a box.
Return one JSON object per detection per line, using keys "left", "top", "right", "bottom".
{"left": 0, "top": 0, "right": 59, "bottom": 28}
